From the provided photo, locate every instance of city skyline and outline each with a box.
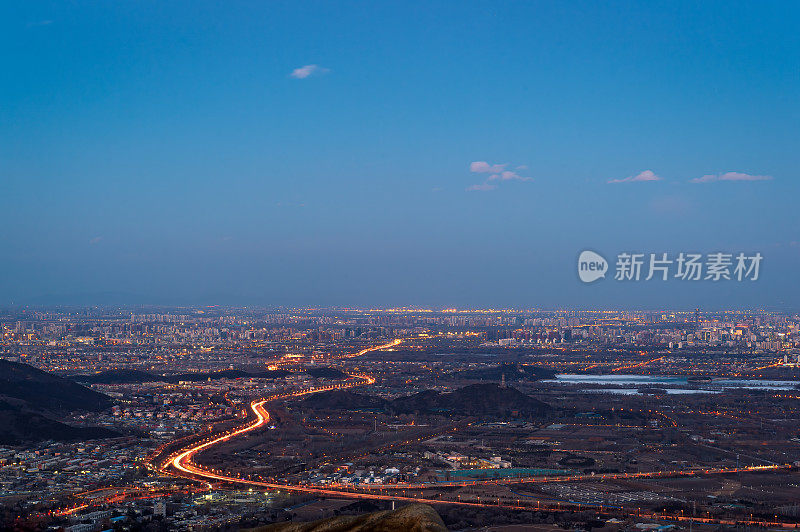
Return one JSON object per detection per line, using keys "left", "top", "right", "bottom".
{"left": 2, "top": 304, "right": 799, "bottom": 529}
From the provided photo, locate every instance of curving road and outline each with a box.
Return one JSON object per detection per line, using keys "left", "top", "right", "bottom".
{"left": 143, "top": 338, "right": 799, "bottom": 529}
{"left": 160, "top": 394, "right": 797, "bottom": 529}
{"left": 170, "top": 376, "right": 375, "bottom": 478}
{"left": 164, "top": 341, "right": 396, "bottom": 481}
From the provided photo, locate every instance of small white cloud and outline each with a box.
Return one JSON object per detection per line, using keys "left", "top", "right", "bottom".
{"left": 608, "top": 170, "right": 662, "bottom": 184}
{"left": 290, "top": 64, "right": 330, "bottom": 79}
{"left": 488, "top": 170, "right": 532, "bottom": 182}
{"left": 89, "top": 236, "right": 103, "bottom": 245}
{"left": 470, "top": 161, "right": 507, "bottom": 173}
{"left": 466, "top": 183, "right": 497, "bottom": 192}
{"left": 690, "top": 171, "right": 772, "bottom": 183}
{"left": 468, "top": 161, "right": 531, "bottom": 191}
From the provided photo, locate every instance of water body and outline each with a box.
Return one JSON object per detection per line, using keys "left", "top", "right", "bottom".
{"left": 543, "top": 374, "right": 799, "bottom": 394}
{"left": 581, "top": 388, "right": 719, "bottom": 395}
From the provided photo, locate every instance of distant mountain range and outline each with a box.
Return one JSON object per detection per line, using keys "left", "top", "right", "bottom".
{"left": 69, "top": 366, "right": 347, "bottom": 385}
{"left": 0, "top": 360, "right": 117, "bottom": 444}
{"left": 300, "top": 383, "right": 550, "bottom": 418}
{"left": 71, "top": 368, "right": 292, "bottom": 384}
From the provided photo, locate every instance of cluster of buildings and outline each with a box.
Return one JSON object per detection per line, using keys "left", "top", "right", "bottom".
{"left": 3, "top": 308, "right": 798, "bottom": 359}
{"left": 0, "top": 438, "right": 145, "bottom": 502}
{"left": 423, "top": 451, "right": 512, "bottom": 470}
{"left": 483, "top": 319, "right": 799, "bottom": 354}
{"left": 301, "top": 463, "right": 421, "bottom": 486}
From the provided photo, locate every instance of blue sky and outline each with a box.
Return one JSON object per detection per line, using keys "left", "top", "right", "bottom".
{"left": 1, "top": 1, "right": 798, "bottom": 309}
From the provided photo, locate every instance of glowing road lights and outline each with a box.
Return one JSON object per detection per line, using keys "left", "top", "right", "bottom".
{"left": 163, "top": 340, "right": 399, "bottom": 485}
{"left": 125, "top": 337, "right": 800, "bottom": 529}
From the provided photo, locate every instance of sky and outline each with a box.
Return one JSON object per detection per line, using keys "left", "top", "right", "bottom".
{"left": 1, "top": 1, "right": 798, "bottom": 310}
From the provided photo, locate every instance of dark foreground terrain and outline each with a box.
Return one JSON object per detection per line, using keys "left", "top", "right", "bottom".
{"left": 244, "top": 503, "right": 448, "bottom": 532}
{"left": 0, "top": 360, "right": 117, "bottom": 444}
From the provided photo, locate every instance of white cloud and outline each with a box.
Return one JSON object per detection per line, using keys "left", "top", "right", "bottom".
{"left": 690, "top": 171, "right": 772, "bottom": 183}
{"left": 468, "top": 161, "right": 531, "bottom": 191}
{"left": 89, "top": 236, "right": 103, "bottom": 245}
{"left": 608, "top": 170, "right": 662, "bottom": 184}
{"left": 466, "top": 183, "right": 497, "bottom": 192}
{"left": 470, "top": 161, "right": 507, "bottom": 173}
{"left": 290, "top": 64, "right": 330, "bottom": 79}
{"left": 488, "top": 170, "right": 532, "bottom": 182}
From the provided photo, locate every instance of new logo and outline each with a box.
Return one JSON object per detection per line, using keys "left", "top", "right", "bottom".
{"left": 578, "top": 250, "right": 608, "bottom": 283}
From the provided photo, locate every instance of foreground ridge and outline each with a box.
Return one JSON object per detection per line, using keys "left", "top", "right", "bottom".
{"left": 243, "top": 503, "right": 448, "bottom": 532}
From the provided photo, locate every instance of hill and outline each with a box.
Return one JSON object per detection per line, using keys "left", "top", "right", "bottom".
{"left": 73, "top": 366, "right": 348, "bottom": 385}
{"left": 456, "top": 363, "right": 556, "bottom": 382}
{"left": 0, "top": 400, "right": 118, "bottom": 445}
{"left": 300, "top": 389, "right": 389, "bottom": 411}
{"left": 70, "top": 369, "right": 155, "bottom": 384}
{"left": 390, "top": 383, "right": 550, "bottom": 417}
{"left": 72, "top": 368, "right": 292, "bottom": 384}
{"left": 246, "top": 503, "right": 447, "bottom": 532}
{"left": 0, "top": 360, "right": 118, "bottom": 444}
{"left": 0, "top": 360, "right": 113, "bottom": 413}
{"left": 305, "top": 367, "right": 349, "bottom": 379}
{"left": 297, "top": 384, "right": 550, "bottom": 418}
{"left": 166, "top": 369, "right": 292, "bottom": 382}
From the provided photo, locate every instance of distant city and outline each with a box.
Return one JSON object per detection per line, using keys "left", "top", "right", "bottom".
{"left": 1, "top": 306, "right": 798, "bottom": 530}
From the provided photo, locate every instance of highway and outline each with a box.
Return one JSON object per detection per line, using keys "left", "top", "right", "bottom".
{"left": 163, "top": 340, "right": 396, "bottom": 482}
{"left": 159, "top": 392, "right": 798, "bottom": 528}
{"left": 165, "top": 392, "right": 790, "bottom": 492}
{"left": 169, "top": 375, "right": 375, "bottom": 479}
{"left": 71, "top": 338, "right": 799, "bottom": 528}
